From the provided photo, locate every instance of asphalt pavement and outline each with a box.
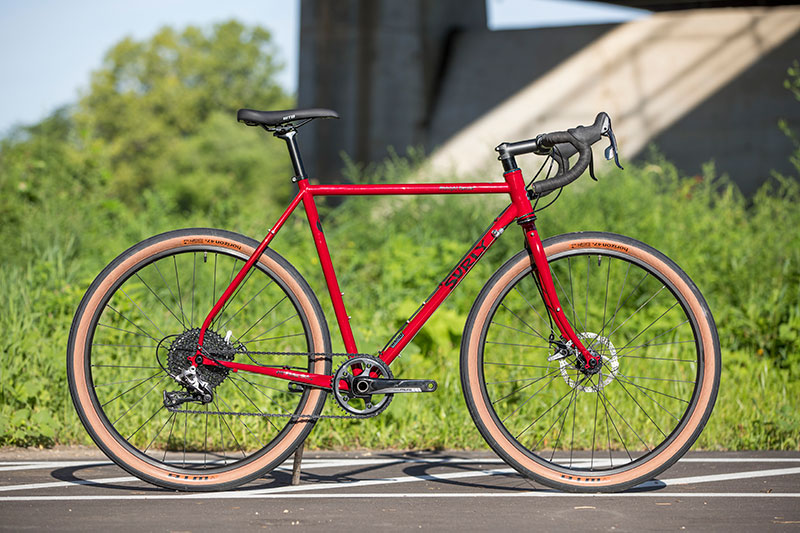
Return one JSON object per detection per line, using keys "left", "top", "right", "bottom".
{"left": 0, "top": 448, "right": 798, "bottom": 531}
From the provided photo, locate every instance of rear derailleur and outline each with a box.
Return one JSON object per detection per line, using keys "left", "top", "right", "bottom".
{"left": 163, "top": 365, "right": 214, "bottom": 409}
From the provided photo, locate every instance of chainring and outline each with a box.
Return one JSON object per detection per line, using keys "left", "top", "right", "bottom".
{"left": 332, "top": 355, "right": 394, "bottom": 417}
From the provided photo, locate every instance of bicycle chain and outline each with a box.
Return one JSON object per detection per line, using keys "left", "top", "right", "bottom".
{"left": 165, "top": 349, "right": 377, "bottom": 420}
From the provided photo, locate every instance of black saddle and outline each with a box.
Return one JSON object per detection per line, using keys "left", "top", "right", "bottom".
{"left": 237, "top": 108, "right": 339, "bottom": 128}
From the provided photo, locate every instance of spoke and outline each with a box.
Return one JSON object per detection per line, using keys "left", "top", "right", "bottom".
{"left": 226, "top": 375, "right": 282, "bottom": 433}
{"left": 95, "top": 376, "right": 164, "bottom": 388}
{"left": 173, "top": 256, "right": 189, "bottom": 333}
{"left": 615, "top": 352, "right": 697, "bottom": 364}
{"left": 144, "top": 411, "right": 175, "bottom": 454}
{"left": 616, "top": 372, "right": 692, "bottom": 404}
{"left": 135, "top": 272, "right": 186, "bottom": 330}
{"left": 498, "top": 372, "right": 562, "bottom": 422}
{"left": 615, "top": 320, "right": 691, "bottom": 359}
{"left": 151, "top": 262, "right": 187, "bottom": 330}
{"left": 216, "top": 394, "right": 266, "bottom": 450}
{"left": 119, "top": 288, "right": 166, "bottom": 338}
{"left": 214, "top": 398, "right": 246, "bottom": 461}
{"left": 603, "top": 285, "right": 667, "bottom": 345}
{"left": 597, "top": 387, "right": 632, "bottom": 463}
{"left": 616, "top": 301, "right": 678, "bottom": 353}
{"left": 243, "top": 332, "right": 305, "bottom": 344}
{"left": 126, "top": 405, "right": 166, "bottom": 442}
{"left": 613, "top": 376, "right": 668, "bottom": 437}
{"left": 515, "top": 380, "right": 579, "bottom": 441}
{"left": 97, "top": 322, "right": 152, "bottom": 339}
{"left": 485, "top": 361, "right": 559, "bottom": 370}
{"left": 499, "top": 303, "right": 546, "bottom": 341}
{"left": 239, "top": 296, "right": 289, "bottom": 342}
{"left": 585, "top": 255, "right": 590, "bottom": 334}
{"left": 211, "top": 269, "right": 255, "bottom": 331}
{"left": 527, "top": 377, "right": 585, "bottom": 455}
{"left": 191, "top": 253, "right": 197, "bottom": 328}
{"left": 568, "top": 257, "right": 577, "bottom": 330}
{"left": 92, "top": 364, "right": 162, "bottom": 369}
{"left": 491, "top": 320, "right": 543, "bottom": 339}
{"left": 244, "top": 312, "right": 298, "bottom": 345}
{"left": 105, "top": 305, "right": 159, "bottom": 343}
{"left": 552, "top": 267, "right": 587, "bottom": 334}
{"left": 213, "top": 253, "right": 218, "bottom": 309}
{"left": 100, "top": 371, "right": 164, "bottom": 408}
{"left": 549, "top": 374, "right": 586, "bottom": 462}
{"left": 597, "top": 386, "right": 651, "bottom": 452}
{"left": 615, "top": 374, "right": 683, "bottom": 419}
{"left": 163, "top": 412, "right": 178, "bottom": 461}
{"left": 218, "top": 280, "right": 275, "bottom": 332}
{"left": 109, "top": 376, "right": 168, "bottom": 425}
{"left": 92, "top": 343, "right": 157, "bottom": 348}
{"left": 182, "top": 410, "right": 188, "bottom": 468}
{"left": 511, "top": 284, "right": 550, "bottom": 340}
{"left": 486, "top": 341, "right": 550, "bottom": 349}
{"left": 620, "top": 374, "right": 695, "bottom": 384}
{"left": 491, "top": 367, "right": 561, "bottom": 406}
{"left": 591, "top": 376, "right": 600, "bottom": 470}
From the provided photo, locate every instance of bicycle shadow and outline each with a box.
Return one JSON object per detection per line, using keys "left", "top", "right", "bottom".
{"left": 48, "top": 451, "right": 667, "bottom": 494}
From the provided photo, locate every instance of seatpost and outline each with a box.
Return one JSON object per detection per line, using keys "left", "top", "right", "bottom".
{"left": 275, "top": 129, "right": 308, "bottom": 181}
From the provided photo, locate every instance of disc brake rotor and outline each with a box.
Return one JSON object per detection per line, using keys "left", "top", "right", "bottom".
{"left": 558, "top": 332, "right": 619, "bottom": 392}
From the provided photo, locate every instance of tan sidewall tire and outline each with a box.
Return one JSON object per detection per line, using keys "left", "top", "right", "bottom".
{"left": 67, "top": 229, "right": 330, "bottom": 491}
{"left": 461, "top": 232, "right": 720, "bottom": 492}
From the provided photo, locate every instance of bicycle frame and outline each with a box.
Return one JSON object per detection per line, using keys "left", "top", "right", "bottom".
{"left": 190, "top": 168, "right": 596, "bottom": 390}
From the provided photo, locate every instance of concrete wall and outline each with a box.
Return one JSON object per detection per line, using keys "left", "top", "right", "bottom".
{"left": 298, "top": 1, "right": 800, "bottom": 193}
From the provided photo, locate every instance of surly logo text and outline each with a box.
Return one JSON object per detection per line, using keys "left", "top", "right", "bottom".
{"left": 445, "top": 238, "right": 489, "bottom": 289}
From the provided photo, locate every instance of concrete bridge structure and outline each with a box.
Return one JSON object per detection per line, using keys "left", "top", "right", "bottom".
{"left": 298, "top": 1, "right": 800, "bottom": 194}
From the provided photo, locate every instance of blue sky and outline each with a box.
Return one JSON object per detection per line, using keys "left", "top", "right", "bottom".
{"left": 0, "top": 0, "right": 647, "bottom": 135}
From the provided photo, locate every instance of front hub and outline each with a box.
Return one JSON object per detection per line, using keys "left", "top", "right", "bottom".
{"left": 557, "top": 332, "right": 619, "bottom": 393}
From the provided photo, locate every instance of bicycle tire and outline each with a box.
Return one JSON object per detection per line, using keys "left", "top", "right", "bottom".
{"left": 67, "top": 228, "right": 331, "bottom": 491}
{"left": 461, "top": 232, "right": 720, "bottom": 492}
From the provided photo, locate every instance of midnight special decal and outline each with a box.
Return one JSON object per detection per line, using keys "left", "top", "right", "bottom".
{"left": 444, "top": 237, "right": 490, "bottom": 289}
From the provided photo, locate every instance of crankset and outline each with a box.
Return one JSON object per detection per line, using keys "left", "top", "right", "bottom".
{"left": 350, "top": 376, "right": 438, "bottom": 395}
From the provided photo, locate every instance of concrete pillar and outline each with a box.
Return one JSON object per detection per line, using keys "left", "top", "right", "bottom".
{"left": 298, "top": 0, "right": 486, "bottom": 182}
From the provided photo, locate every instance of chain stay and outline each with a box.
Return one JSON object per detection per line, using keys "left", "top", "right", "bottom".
{"left": 166, "top": 349, "right": 375, "bottom": 420}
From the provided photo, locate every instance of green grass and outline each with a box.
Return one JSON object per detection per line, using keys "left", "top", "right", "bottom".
{"left": 1, "top": 151, "right": 799, "bottom": 451}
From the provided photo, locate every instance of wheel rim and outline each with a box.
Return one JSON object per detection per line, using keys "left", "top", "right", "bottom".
{"left": 82, "top": 245, "right": 321, "bottom": 473}
{"left": 479, "top": 249, "right": 703, "bottom": 475}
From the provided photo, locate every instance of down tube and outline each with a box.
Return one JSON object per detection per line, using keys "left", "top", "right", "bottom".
{"left": 379, "top": 205, "right": 518, "bottom": 365}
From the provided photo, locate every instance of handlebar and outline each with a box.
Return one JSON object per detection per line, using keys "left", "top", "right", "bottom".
{"left": 495, "top": 112, "right": 622, "bottom": 196}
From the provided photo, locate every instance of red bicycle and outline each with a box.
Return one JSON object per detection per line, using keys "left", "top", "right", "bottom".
{"left": 67, "top": 108, "right": 720, "bottom": 492}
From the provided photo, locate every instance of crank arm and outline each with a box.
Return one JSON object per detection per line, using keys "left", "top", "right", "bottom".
{"left": 351, "top": 377, "right": 438, "bottom": 395}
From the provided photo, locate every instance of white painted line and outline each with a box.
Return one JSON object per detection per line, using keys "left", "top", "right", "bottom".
{"left": 0, "top": 477, "right": 139, "bottom": 492}
{"left": 0, "top": 461, "right": 114, "bottom": 472}
{"left": 662, "top": 467, "right": 800, "bottom": 486}
{"left": 245, "top": 468, "right": 516, "bottom": 495}
{"left": 0, "top": 492, "right": 798, "bottom": 502}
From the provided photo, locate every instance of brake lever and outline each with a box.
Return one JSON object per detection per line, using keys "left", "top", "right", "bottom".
{"left": 603, "top": 126, "right": 624, "bottom": 170}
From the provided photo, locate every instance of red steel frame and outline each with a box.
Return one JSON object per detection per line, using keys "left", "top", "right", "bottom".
{"left": 190, "top": 168, "right": 596, "bottom": 390}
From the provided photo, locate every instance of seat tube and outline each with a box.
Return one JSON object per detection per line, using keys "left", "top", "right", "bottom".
{"left": 298, "top": 181, "right": 359, "bottom": 354}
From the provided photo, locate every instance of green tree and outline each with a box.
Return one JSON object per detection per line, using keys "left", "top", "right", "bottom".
{"left": 76, "top": 20, "right": 294, "bottom": 208}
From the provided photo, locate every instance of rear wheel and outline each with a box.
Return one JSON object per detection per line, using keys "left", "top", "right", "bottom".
{"left": 67, "top": 228, "right": 331, "bottom": 491}
{"left": 461, "top": 232, "right": 720, "bottom": 492}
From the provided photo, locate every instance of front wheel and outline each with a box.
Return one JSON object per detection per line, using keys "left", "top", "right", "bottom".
{"left": 461, "top": 232, "right": 720, "bottom": 492}
{"left": 67, "top": 228, "right": 331, "bottom": 491}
